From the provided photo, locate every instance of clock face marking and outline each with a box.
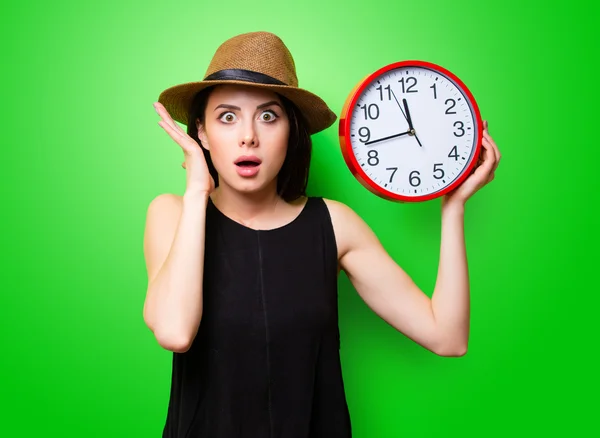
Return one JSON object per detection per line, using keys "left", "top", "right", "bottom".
{"left": 347, "top": 65, "right": 479, "bottom": 199}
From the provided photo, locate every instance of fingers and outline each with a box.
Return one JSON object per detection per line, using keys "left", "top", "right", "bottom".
{"left": 154, "top": 102, "right": 187, "bottom": 136}
{"left": 480, "top": 136, "right": 495, "bottom": 172}
{"left": 483, "top": 120, "right": 501, "bottom": 169}
{"left": 157, "top": 119, "right": 186, "bottom": 147}
{"left": 483, "top": 130, "right": 499, "bottom": 165}
{"left": 472, "top": 132, "right": 496, "bottom": 184}
{"left": 481, "top": 138, "right": 495, "bottom": 183}
{"left": 154, "top": 102, "right": 198, "bottom": 155}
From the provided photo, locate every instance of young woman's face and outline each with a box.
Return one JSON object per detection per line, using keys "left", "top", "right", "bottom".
{"left": 197, "top": 84, "right": 290, "bottom": 196}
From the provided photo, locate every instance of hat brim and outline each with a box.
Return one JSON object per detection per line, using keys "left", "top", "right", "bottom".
{"left": 158, "top": 80, "right": 337, "bottom": 135}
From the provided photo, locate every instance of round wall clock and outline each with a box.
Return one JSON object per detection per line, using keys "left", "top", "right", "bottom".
{"left": 339, "top": 60, "right": 483, "bottom": 202}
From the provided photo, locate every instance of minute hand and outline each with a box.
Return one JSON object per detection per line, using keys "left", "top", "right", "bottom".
{"left": 364, "top": 130, "right": 411, "bottom": 146}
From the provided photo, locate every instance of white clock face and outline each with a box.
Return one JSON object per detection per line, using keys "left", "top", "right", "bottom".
{"left": 348, "top": 65, "right": 479, "bottom": 198}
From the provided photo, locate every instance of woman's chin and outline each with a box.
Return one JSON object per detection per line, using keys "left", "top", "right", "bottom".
{"left": 224, "top": 175, "right": 277, "bottom": 195}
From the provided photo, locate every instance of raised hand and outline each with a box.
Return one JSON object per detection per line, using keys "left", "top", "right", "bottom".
{"left": 153, "top": 102, "right": 215, "bottom": 195}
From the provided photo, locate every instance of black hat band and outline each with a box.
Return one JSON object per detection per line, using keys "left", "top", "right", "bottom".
{"left": 204, "top": 69, "right": 287, "bottom": 86}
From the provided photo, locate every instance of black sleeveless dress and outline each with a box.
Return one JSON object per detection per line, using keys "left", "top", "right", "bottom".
{"left": 161, "top": 196, "right": 352, "bottom": 438}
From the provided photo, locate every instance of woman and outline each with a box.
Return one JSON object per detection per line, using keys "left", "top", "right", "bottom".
{"left": 143, "top": 31, "right": 500, "bottom": 437}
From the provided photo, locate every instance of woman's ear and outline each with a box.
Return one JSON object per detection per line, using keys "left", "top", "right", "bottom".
{"left": 196, "top": 118, "right": 209, "bottom": 150}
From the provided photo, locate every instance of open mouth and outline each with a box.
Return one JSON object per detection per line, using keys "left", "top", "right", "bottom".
{"left": 234, "top": 156, "right": 262, "bottom": 177}
{"left": 234, "top": 156, "right": 262, "bottom": 167}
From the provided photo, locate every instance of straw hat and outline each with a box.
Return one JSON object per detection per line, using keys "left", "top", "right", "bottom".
{"left": 157, "top": 31, "right": 337, "bottom": 135}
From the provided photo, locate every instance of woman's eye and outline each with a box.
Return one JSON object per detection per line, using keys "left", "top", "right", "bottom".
{"left": 261, "top": 110, "right": 277, "bottom": 122}
{"left": 219, "top": 112, "right": 236, "bottom": 122}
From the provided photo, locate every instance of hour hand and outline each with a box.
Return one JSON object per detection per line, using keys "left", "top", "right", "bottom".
{"left": 402, "top": 98, "right": 423, "bottom": 147}
{"left": 402, "top": 98, "right": 414, "bottom": 131}
{"left": 364, "top": 130, "right": 411, "bottom": 146}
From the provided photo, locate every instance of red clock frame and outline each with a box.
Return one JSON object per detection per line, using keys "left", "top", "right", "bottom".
{"left": 338, "top": 60, "right": 483, "bottom": 202}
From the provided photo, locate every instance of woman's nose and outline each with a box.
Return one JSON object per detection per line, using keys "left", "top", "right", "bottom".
{"left": 241, "top": 135, "right": 256, "bottom": 147}
{"left": 240, "top": 123, "right": 258, "bottom": 148}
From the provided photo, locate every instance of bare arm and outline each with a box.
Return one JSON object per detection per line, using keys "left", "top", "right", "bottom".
{"left": 326, "top": 199, "right": 469, "bottom": 356}
{"left": 431, "top": 201, "right": 469, "bottom": 354}
{"left": 143, "top": 189, "right": 209, "bottom": 353}
{"left": 326, "top": 120, "right": 500, "bottom": 357}
{"left": 144, "top": 101, "right": 216, "bottom": 353}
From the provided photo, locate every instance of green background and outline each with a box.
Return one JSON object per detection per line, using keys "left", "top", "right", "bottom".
{"left": 2, "top": 0, "right": 596, "bottom": 436}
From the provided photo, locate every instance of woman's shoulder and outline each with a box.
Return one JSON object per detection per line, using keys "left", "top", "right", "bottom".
{"left": 320, "top": 197, "right": 356, "bottom": 221}
{"left": 145, "top": 193, "right": 186, "bottom": 239}
{"left": 319, "top": 198, "right": 374, "bottom": 259}
{"left": 150, "top": 192, "right": 183, "bottom": 204}
{"left": 143, "top": 193, "right": 185, "bottom": 288}
{"left": 147, "top": 193, "right": 184, "bottom": 217}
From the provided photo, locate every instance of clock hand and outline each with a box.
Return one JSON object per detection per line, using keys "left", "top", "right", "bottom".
{"left": 390, "top": 89, "right": 409, "bottom": 124}
{"left": 364, "top": 130, "right": 411, "bottom": 146}
{"left": 402, "top": 98, "right": 414, "bottom": 130}
{"left": 390, "top": 89, "right": 423, "bottom": 147}
{"left": 402, "top": 98, "right": 423, "bottom": 147}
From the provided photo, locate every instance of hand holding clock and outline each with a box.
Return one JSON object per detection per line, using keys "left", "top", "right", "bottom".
{"left": 442, "top": 120, "right": 501, "bottom": 207}
{"left": 339, "top": 60, "right": 499, "bottom": 203}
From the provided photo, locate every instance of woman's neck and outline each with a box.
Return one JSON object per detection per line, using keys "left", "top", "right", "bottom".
{"left": 210, "top": 182, "right": 284, "bottom": 228}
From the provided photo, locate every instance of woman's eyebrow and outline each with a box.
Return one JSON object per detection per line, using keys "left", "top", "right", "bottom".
{"left": 256, "top": 101, "right": 281, "bottom": 110}
{"left": 213, "top": 101, "right": 282, "bottom": 112}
